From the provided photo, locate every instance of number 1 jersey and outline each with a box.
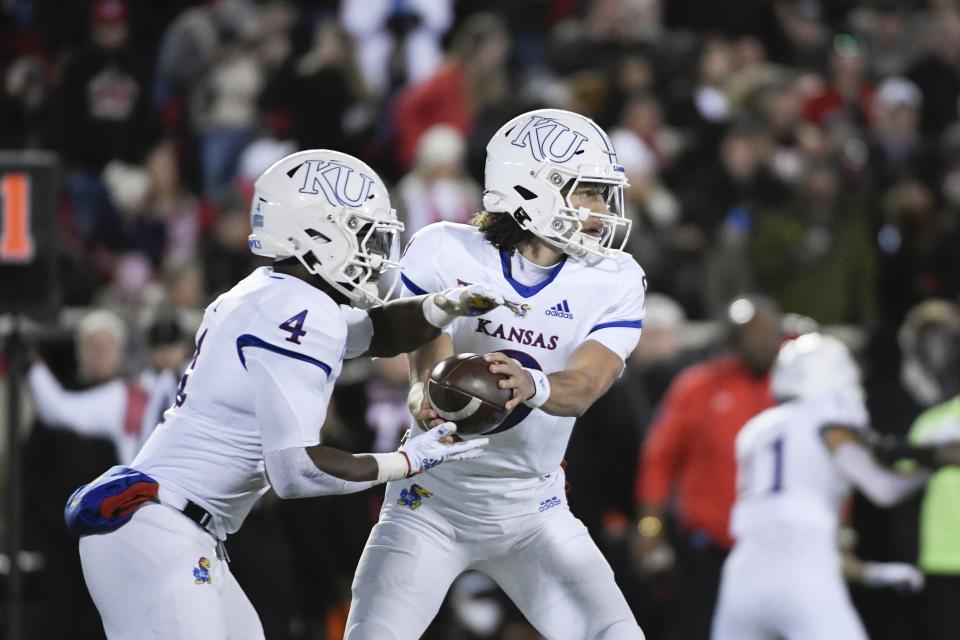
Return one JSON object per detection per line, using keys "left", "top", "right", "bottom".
{"left": 730, "top": 391, "right": 869, "bottom": 543}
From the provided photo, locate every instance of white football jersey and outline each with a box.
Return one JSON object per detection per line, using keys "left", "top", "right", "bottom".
{"left": 133, "top": 267, "right": 354, "bottom": 535}
{"left": 399, "top": 222, "right": 646, "bottom": 481}
{"left": 730, "top": 391, "right": 869, "bottom": 543}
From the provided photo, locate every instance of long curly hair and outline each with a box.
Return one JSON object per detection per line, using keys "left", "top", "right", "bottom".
{"left": 470, "top": 211, "right": 535, "bottom": 255}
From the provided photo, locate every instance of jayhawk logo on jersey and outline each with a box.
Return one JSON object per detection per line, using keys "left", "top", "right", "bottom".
{"left": 193, "top": 557, "right": 212, "bottom": 584}
{"left": 397, "top": 484, "right": 433, "bottom": 510}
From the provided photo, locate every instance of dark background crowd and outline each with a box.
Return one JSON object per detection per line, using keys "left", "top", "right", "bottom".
{"left": 2, "top": 0, "right": 960, "bottom": 638}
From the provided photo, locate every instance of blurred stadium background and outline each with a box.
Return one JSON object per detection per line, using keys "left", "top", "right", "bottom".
{"left": 1, "top": 0, "right": 959, "bottom": 638}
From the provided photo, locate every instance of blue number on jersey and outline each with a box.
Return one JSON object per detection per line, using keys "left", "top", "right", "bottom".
{"left": 770, "top": 436, "right": 785, "bottom": 493}
{"left": 279, "top": 310, "right": 308, "bottom": 344}
{"left": 174, "top": 329, "right": 208, "bottom": 408}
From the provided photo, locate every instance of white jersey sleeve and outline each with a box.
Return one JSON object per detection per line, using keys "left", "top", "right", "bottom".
{"left": 342, "top": 306, "right": 374, "bottom": 359}
{"left": 242, "top": 298, "right": 347, "bottom": 454}
{"left": 398, "top": 223, "right": 448, "bottom": 296}
{"left": 817, "top": 391, "right": 870, "bottom": 432}
{"left": 584, "top": 260, "right": 646, "bottom": 361}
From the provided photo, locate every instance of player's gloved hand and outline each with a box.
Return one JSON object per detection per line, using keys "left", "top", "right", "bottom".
{"left": 934, "top": 441, "right": 960, "bottom": 468}
{"left": 400, "top": 422, "right": 488, "bottom": 475}
{"left": 861, "top": 562, "right": 925, "bottom": 592}
{"left": 865, "top": 431, "right": 959, "bottom": 470}
{"left": 423, "top": 284, "right": 528, "bottom": 328}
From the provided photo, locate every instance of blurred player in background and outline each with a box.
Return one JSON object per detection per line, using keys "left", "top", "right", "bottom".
{"left": 633, "top": 294, "right": 781, "bottom": 639}
{"left": 68, "top": 149, "right": 510, "bottom": 640}
{"left": 346, "top": 109, "right": 647, "bottom": 639}
{"left": 712, "top": 333, "right": 938, "bottom": 640}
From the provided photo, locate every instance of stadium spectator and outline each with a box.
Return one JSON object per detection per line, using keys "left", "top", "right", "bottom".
{"left": 26, "top": 311, "right": 187, "bottom": 465}
{"left": 53, "top": 0, "right": 161, "bottom": 246}
{"left": 749, "top": 160, "right": 876, "bottom": 325}
{"left": 259, "top": 19, "right": 367, "bottom": 156}
{"left": 394, "top": 124, "right": 480, "bottom": 236}
{"left": 803, "top": 34, "right": 875, "bottom": 129}
{"left": 392, "top": 13, "right": 509, "bottom": 171}
{"left": 23, "top": 309, "right": 139, "bottom": 639}
{"left": 340, "top": 0, "right": 454, "bottom": 97}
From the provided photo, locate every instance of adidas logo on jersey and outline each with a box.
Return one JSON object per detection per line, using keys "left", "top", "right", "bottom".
{"left": 538, "top": 496, "right": 562, "bottom": 512}
{"left": 545, "top": 300, "right": 573, "bottom": 319}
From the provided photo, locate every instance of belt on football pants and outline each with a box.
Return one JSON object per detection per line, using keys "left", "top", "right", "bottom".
{"left": 157, "top": 487, "right": 230, "bottom": 561}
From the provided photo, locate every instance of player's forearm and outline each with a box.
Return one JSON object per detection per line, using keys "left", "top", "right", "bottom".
{"left": 305, "top": 444, "right": 380, "bottom": 482}
{"left": 409, "top": 334, "right": 455, "bottom": 385}
{"left": 365, "top": 295, "right": 441, "bottom": 357}
{"left": 266, "top": 447, "right": 380, "bottom": 498}
{"left": 833, "top": 442, "right": 929, "bottom": 506}
{"left": 540, "top": 369, "right": 608, "bottom": 417}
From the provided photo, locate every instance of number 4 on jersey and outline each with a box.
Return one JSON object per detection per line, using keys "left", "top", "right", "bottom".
{"left": 280, "top": 310, "right": 308, "bottom": 344}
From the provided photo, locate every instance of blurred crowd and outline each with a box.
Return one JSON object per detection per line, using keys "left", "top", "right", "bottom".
{"left": 4, "top": 0, "right": 960, "bottom": 638}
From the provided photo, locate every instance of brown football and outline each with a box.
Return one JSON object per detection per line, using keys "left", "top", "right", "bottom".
{"left": 427, "top": 353, "right": 512, "bottom": 435}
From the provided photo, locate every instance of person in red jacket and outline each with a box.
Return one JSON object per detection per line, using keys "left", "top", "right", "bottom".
{"left": 633, "top": 295, "right": 782, "bottom": 640}
{"left": 391, "top": 13, "right": 509, "bottom": 171}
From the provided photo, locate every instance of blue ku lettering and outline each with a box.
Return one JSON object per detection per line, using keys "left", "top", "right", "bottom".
{"left": 475, "top": 318, "right": 559, "bottom": 350}
{"left": 510, "top": 116, "right": 588, "bottom": 163}
{"left": 298, "top": 159, "right": 374, "bottom": 207}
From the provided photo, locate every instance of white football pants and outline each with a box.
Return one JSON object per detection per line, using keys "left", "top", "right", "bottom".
{"left": 345, "top": 473, "right": 644, "bottom": 640}
{"left": 712, "top": 537, "right": 868, "bottom": 640}
{"left": 79, "top": 502, "right": 264, "bottom": 640}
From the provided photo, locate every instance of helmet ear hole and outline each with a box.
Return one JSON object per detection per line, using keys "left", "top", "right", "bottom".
{"left": 305, "top": 228, "right": 332, "bottom": 243}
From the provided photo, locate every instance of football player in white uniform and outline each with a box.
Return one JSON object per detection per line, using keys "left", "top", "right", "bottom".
{"left": 70, "top": 149, "right": 513, "bottom": 640}
{"left": 345, "top": 109, "right": 647, "bottom": 639}
{"left": 712, "top": 333, "right": 932, "bottom": 640}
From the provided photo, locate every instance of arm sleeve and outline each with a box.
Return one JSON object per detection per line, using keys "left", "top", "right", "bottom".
{"left": 247, "top": 348, "right": 336, "bottom": 453}
{"left": 264, "top": 447, "right": 378, "bottom": 498}
{"left": 585, "top": 265, "right": 646, "bottom": 361}
{"left": 638, "top": 374, "right": 692, "bottom": 505}
{"left": 817, "top": 391, "right": 928, "bottom": 505}
{"left": 244, "top": 296, "right": 347, "bottom": 453}
{"left": 398, "top": 224, "right": 448, "bottom": 298}
{"left": 820, "top": 391, "right": 870, "bottom": 430}
{"left": 27, "top": 362, "right": 126, "bottom": 438}
{"left": 342, "top": 306, "right": 374, "bottom": 359}
{"left": 833, "top": 442, "right": 929, "bottom": 507}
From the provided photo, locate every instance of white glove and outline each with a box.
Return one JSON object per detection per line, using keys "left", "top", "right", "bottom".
{"left": 400, "top": 422, "right": 488, "bottom": 474}
{"left": 423, "top": 284, "right": 529, "bottom": 327}
{"left": 861, "top": 562, "right": 925, "bottom": 592}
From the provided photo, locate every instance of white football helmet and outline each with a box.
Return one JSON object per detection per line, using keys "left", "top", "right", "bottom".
{"left": 482, "top": 108, "right": 631, "bottom": 259}
{"left": 248, "top": 149, "right": 404, "bottom": 308}
{"left": 771, "top": 333, "right": 862, "bottom": 401}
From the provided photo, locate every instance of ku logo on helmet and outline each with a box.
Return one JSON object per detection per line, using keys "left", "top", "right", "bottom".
{"left": 297, "top": 159, "right": 375, "bottom": 208}
{"left": 510, "top": 116, "right": 589, "bottom": 164}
